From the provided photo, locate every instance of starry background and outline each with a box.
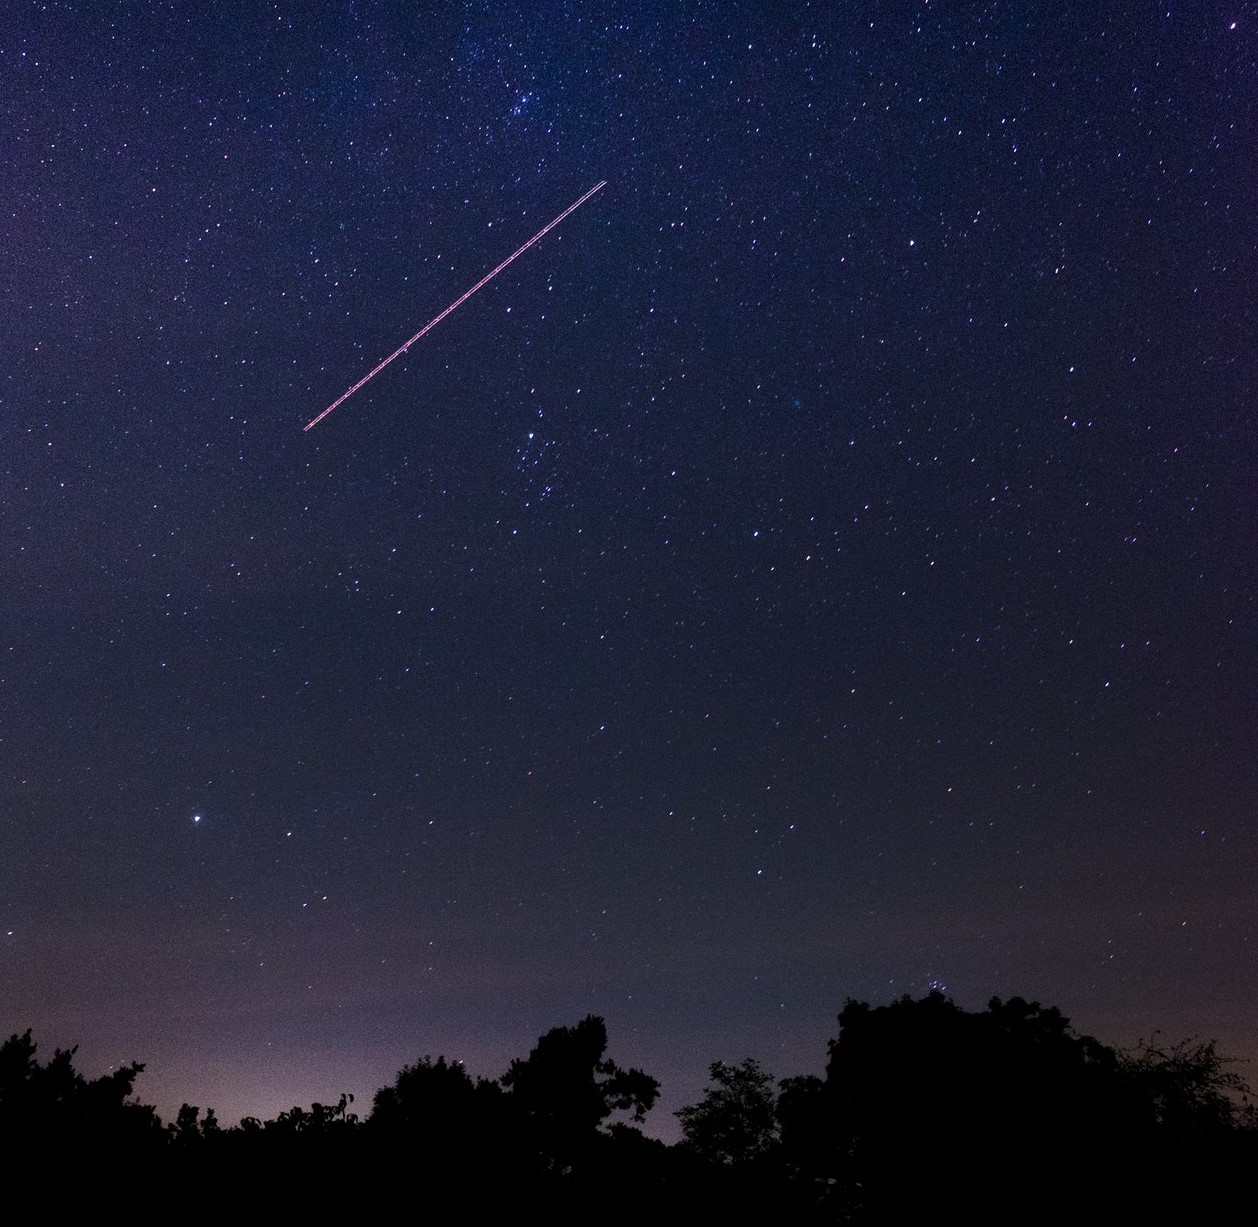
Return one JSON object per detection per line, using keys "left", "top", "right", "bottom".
{"left": 2, "top": 2, "right": 1254, "bottom": 1134}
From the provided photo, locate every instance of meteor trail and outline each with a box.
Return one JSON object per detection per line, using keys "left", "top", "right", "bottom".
{"left": 304, "top": 180, "right": 607, "bottom": 431}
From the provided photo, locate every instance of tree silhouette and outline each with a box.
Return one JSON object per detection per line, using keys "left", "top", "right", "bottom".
{"left": 371, "top": 1054, "right": 479, "bottom": 1132}
{"left": 676, "top": 1058, "right": 779, "bottom": 1166}
{"left": 1122, "top": 1036, "right": 1257, "bottom": 1136}
{"left": 3, "top": 997, "right": 1252, "bottom": 1215}
{"left": 501, "top": 1014, "right": 659, "bottom": 1172}
{"left": 774, "top": 1073, "right": 829, "bottom": 1187}
{"left": 809, "top": 992, "right": 1240, "bottom": 1216}
{"left": 369, "top": 1052, "right": 511, "bottom": 1178}
{"left": 0, "top": 1028, "right": 162, "bottom": 1159}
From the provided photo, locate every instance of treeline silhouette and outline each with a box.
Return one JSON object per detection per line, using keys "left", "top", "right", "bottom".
{"left": 3, "top": 995, "right": 1254, "bottom": 1217}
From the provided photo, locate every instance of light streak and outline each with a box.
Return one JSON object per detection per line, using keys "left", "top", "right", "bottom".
{"left": 304, "top": 180, "right": 607, "bottom": 431}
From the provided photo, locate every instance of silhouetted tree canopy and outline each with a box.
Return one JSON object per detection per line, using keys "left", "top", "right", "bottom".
{"left": 368, "top": 1052, "right": 512, "bottom": 1178}
{"left": 1122, "top": 1035, "right": 1257, "bottom": 1136}
{"left": 806, "top": 994, "right": 1138, "bottom": 1211}
{"left": 371, "top": 1053, "right": 479, "bottom": 1132}
{"left": 676, "top": 1057, "right": 779, "bottom": 1166}
{"left": 501, "top": 1013, "right": 660, "bottom": 1171}
{"left": 0, "top": 1028, "right": 162, "bottom": 1158}
{"left": 4, "top": 993, "right": 1254, "bottom": 1216}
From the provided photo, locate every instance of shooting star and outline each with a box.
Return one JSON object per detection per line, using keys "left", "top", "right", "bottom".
{"left": 304, "top": 180, "right": 607, "bottom": 431}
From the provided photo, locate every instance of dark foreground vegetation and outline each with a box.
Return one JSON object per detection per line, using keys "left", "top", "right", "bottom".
{"left": 3, "top": 994, "right": 1254, "bottom": 1219}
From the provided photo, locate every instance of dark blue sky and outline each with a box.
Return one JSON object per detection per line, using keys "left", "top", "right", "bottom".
{"left": 2, "top": 1, "right": 1254, "bottom": 1133}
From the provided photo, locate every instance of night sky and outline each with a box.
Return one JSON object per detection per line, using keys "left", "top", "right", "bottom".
{"left": 2, "top": 3, "right": 1254, "bottom": 1135}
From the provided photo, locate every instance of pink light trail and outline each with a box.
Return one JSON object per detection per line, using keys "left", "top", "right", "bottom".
{"left": 304, "top": 180, "right": 607, "bottom": 431}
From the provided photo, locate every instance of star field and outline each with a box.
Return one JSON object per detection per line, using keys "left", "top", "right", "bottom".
{"left": 1, "top": 3, "right": 1254, "bottom": 1132}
